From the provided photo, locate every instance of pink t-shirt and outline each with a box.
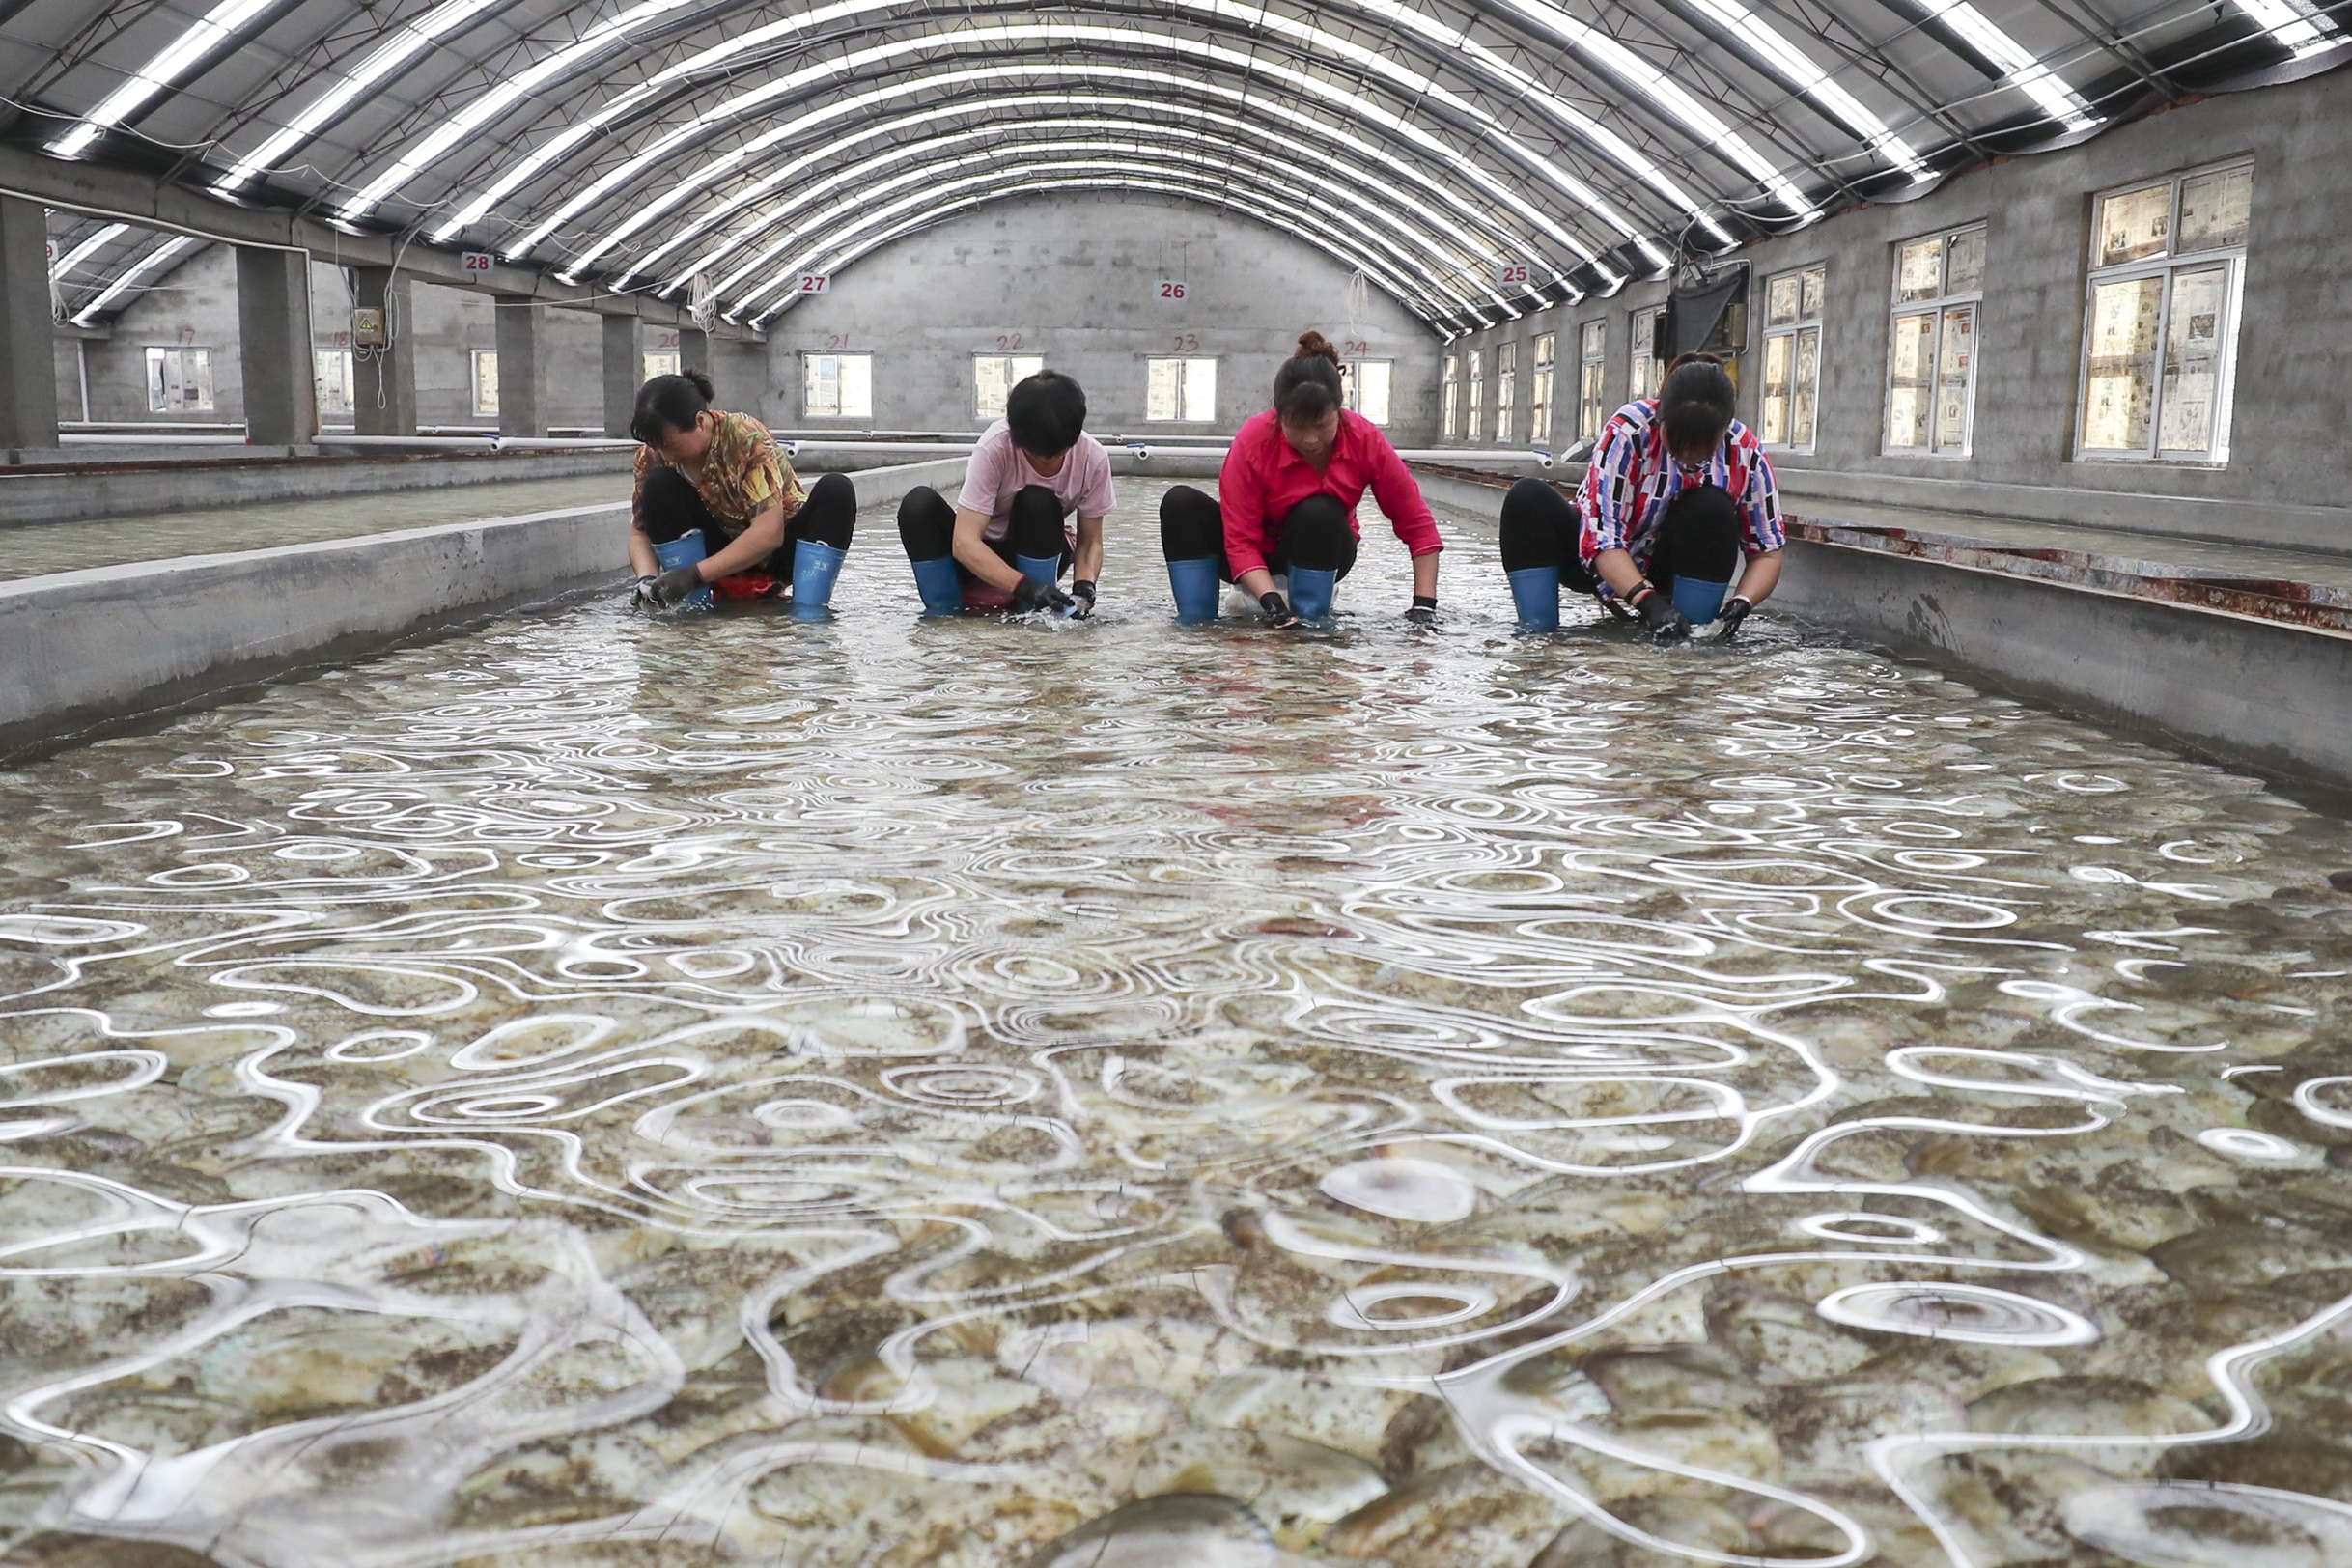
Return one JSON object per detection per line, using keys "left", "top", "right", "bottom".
{"left": 957, "top": 420, "right": 1115, "bottom": 545}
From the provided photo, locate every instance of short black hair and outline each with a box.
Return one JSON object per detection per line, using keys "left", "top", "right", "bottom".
{"left": 1006, "top": 370, "right": 1086, "bottom": 455}
{"left": 630, "top": 368, "right": 715, "bottom": 444}
{"left": 1659, "top": 356, "right": 1735, "bottom": 461}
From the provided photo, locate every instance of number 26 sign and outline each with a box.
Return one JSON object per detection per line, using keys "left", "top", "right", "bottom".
{"left": 1156, "top": 279, "right": 1187, "bottom": 301}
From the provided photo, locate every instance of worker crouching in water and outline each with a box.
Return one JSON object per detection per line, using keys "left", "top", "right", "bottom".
{"left": 628, "top": 370, "right": 856, "bottom": 616}
{"left": 897, "top": 370, "right": 1108, "bottom": 618}
{"left": 1500, "top": 352, "right": 1783, "bottom": 641}
{"left": 1159, "top": 331, "right": 1442, "bottom": 628}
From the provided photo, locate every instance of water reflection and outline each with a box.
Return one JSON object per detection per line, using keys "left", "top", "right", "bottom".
{"left": 1, "top": 484, "right": 2350, "bottom": 1566}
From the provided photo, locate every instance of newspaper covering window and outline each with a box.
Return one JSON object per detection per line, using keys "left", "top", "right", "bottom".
{"left": 2078, "top": 161, "right": 2249, "bottom": 463}
{"left": 1343, "top": 359, "right": 1392, "bottom": 426}
{"left": 1760, "top": 265, "right": 1825, "bottom": 449}
{"left": 1145, "top": 358, "right": 1217, "bottom": 422}
{"left": 1884, "top": 226, "right": 1983, "bottom": 456}
{"left": 804, "top": 353, "right": 874, "bottom": 419}
{"left": 145, "top": 347, "right": 214, "bottom": 413}
{"left": 974, "top": 355, "right": 1044, "bottom": 422}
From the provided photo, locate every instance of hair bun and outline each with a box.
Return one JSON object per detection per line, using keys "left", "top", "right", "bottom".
{"left": 1294, "top": 330, "right": 1340, "bottom": 365}
{"left": 684, "top": 367, "right": 716, "bottom": 400}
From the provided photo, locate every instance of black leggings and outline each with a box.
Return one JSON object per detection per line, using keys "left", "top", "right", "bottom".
{"left": 1159, "top": 483, "right": 1357, "bottom": 582}
{"left": 636, "top": 467, "right": 855, "bottom": 576}
{"left": 1498, "top": 476, "right": 1738, "bottom": 596}
{"left": 898, "top": 484, "right": 1072, "bottom": 579}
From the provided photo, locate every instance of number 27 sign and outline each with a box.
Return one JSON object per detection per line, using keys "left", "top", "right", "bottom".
{"left": 796, "top": 273, "right": 831, "bottom": 295}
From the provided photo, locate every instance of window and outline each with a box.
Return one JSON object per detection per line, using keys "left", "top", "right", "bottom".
{"left": 2078, "top": 161, "right": 2250, "bottom": 463}
{"left": 471, "top": 349, "right": 499, "bottom": 418}
{"left": 1630, "top": 307, "right": 1666, "bottom": 403}
{"left": 1577, "top": 321, "right": 1608, "bottom": 440}
{"left": 1760, "top": 264, "right": 1826, "bottom": 451}
{"left": 1495, "top": 341, "right": 1517, "bottom": 444}
{"left": 974, "top": 354, "right": 1044, "bottom": 422}
{"left": 643, "top": 350, "right": 680, "bottom": 380}
{"left": 1466, "top": 350, "right": 1484, "bottom": 443}
{"left": 1343, "top": 359, "right": 1392, "bottom": 425}
{"left": 803, "top": 352, "right": 874, "bottom": 419}
{"left": 145, "top": 347, "right": 213, "bottom": 413}
{"left": 1145, "top": 357, "right": 1217, "bottom": 422}
{"left": 1884, "top": 225, "right": 1984, "bottom": 456}
{"left": 1529, "top": 333, "right": 1555, "bottom": 446}
{"left": 315, "top": 350, "right": 354, "bottom": 419}
{"left": 1441, "top": 355, "right": 1460, "bottom": 438}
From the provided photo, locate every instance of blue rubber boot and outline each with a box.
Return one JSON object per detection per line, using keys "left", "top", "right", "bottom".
{"left": 1287, "top": 566, "right": 1337, "bottom": 623}
{"left": 1507, "top": 565, "right": 1561, "bottom": 632}
{"left": 652, "top": 531, "right": 713, "bottom": 610}
{"left": 1670, "top": 575, "right": 1732, "bottom": 627}
{"left": 1167, "top": 558, "right": 1220, "bottom": 624}
{"left": 789, "top": 539, "right": 846, "bottom": 620}
{"left": 910, "top": 556, "right": 964, "bottom": 616}
{"left": 1013, "top": 554, "right": 1062, "bottom": 589}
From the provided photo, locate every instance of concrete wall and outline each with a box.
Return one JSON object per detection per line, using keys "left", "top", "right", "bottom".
{"left": 763, "top": 192, "right": 1443, "bottom": 443}
{"left": 49, "top": 243, "right": 619, "bottom": 432}
{"left": 1434, "top": 71, "right": 2352, "bottom": 550}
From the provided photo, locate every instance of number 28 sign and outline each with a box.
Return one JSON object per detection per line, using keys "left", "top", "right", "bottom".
{"left": 1156, "top": 279, "right": 1187, "bottom": 301}
{"left": 461, "top": 251, "right": 495, "bottom": 281}
{"left": 796, "top": 273, "right": 831, "bottom": 295}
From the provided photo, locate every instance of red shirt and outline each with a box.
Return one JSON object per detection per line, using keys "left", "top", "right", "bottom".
{"left": 1218, "top": 408, "right": 1443, "bottom": 579}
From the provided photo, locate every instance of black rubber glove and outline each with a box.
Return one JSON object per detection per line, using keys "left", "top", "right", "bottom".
{"left": 1259, "top": 591, "right": 1299, "bottom": 629}
{"left": 1715, "top": 595, "right": 1753, "bottom": 640}
{"left": 1406, "top": 594, "right": 1438, "bottom": 627}
{"left": 651, "top": 565, "right": 704, "bottom": 607}
{"left": 1632, "top": 585, "right": 1691, "bottom": 642}
{"left": 1070, "top": 580, "right": 1097, "bottom": 619}
{"left": 630, "top": 574, "right": 661, "bottom": 610}
{"left": 1010, "top": 576, "right": 1078, "bottom": 615}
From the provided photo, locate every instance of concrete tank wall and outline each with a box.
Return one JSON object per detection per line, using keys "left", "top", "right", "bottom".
{"left": 757, "top": 191, "right": 1442, "bottom": 443}
{"left": 1432, "top": 70, "right": 2352, "bottom": 550}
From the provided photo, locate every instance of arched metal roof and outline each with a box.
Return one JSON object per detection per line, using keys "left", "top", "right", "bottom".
{"left": 7, "top": 0, "right": 2344, "bottom": 334}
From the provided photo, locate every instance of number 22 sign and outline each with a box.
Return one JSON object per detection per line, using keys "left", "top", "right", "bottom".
{"left": 1156, "top": 279, "right": 1187, "bottom": 301}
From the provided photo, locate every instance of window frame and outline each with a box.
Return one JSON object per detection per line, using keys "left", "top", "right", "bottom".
{"left": 470, "top": 348, "right": 499, "bottom": 419}
{"left": 643, "top": 349, "right": 681, "bottom": 381}
{"left": 1629, "top": 307, "right": 1666, "bottom": 405}
{"left": 145, "top": 345, "right": 215, "bottom": 414}
{"left": 802, "top": 351, "right": 875, "bottom": 420}
{"left": 1881, "top": 224, "right": 1985, "bottom": 460}
{"left": 1441, "top": 354, "right": 1460, "bottom": 439}
{"left": 1466, "top": 348, "right": 1484, "bottom": 444}
{"left": 1343, "top": 358, "right": 1394, "bottom": 426}
{"left": 1527, "top": 332, "right": 1555, "bottom": 447}
{"left": 1758, "top": 263, "right": 1826, "bottom": 454}
{"left": 1143, "top": 355, "right": 1218, "bottom": 423}
{"left": 314, "top": 348, "right": 354, "bottom": 420}
{"left": 973, "top": 353, "right": 1045, "bottom": 423}
{"left": 1495, "top": 340, "right": 1517, "bottom": 445}
{"left": 2072, "top": 159, "right": 2251, "bottom": 467}
{"left": 1576, "top": 319, "right": 1608, "bottom": 441}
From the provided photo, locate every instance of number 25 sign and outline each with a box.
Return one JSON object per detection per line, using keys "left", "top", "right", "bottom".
{"left": 1493, "top": 262, "right": 1531, "bottom": 286}
{"left": 796, "top": 273, "right": 831, "bottom": 295}
{"left": 1156, "top": 279, "right": 1187, "bottom": 301}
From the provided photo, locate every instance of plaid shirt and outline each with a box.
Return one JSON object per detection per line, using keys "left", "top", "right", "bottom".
{"left": 632, "top": 410, "right": 804, "bottom": 536}
{"left": 1577, "top": 398, "right": 1783, "bottom": 596}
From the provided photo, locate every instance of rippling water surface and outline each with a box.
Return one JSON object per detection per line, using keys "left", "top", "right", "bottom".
{"left": 5, "top": 485, "right": 2352, "bottom": 1568}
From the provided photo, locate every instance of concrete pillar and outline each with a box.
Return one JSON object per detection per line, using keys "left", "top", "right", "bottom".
{"left": 493, "top": 296, "right": 545, "bottom": 439}
{"left": 602, "top": 313, "right": 640, "bottom": 437}
{"left": 679, "top": 325, "right": 710, "bottom": 376}
{"left": 0, "top": 197, "right": 61, "bottom": 450}
{"left": 350, "top": 266, "right": 416, "bottom": 436}
{"left": 235, "top": 245, "right": 318, "bottom": 446}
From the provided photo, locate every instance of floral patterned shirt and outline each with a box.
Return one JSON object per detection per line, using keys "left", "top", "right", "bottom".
{"left": 632, "top": 410, "right": 804, "bottom": 538}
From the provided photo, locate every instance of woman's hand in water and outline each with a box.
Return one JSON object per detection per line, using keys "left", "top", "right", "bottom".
{"left": 1630, "top": 585, "right": 1691, "bottom": 642}
{"left": 630, "top": 575, "right": 662, "bottom": 610}
{"left": 1070, "top": 580, "right": 1097, "bottom": 620}
{"left": 1259, "top": 591, "right": 1299, "bottom": 630}
{"left": 1406, "top": 595, "right": 1439, "bottom": 627}
{"left": 1010, "top": 577, "right": 1078, "bottom": 616}
{"left": 650, "top": 567, "right": 704, "bottom": 607}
